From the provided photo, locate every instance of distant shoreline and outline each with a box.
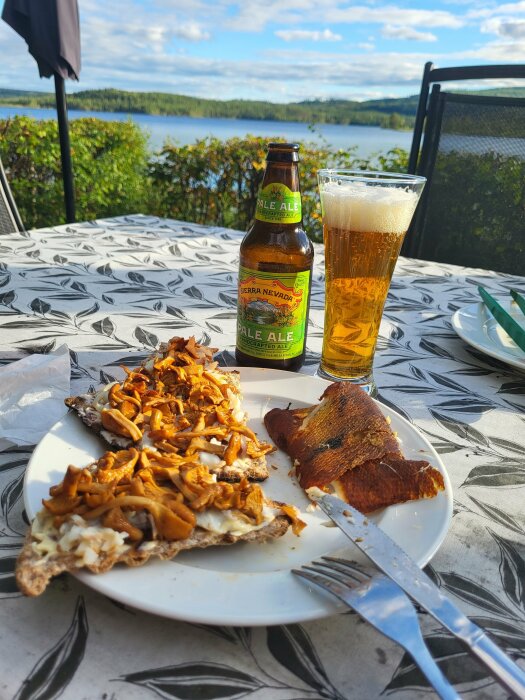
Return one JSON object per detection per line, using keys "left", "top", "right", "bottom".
{"left": 0, "top": 87, "right": 417, "bottom": 131}
{"left": 0, "top": 105, "right": 414, "bottom": 154}
{"left": 0, "top": 101, "right": 412, "bottom": 131}
{"left": 3, "top": 85, "right": 522, "bottom": 132}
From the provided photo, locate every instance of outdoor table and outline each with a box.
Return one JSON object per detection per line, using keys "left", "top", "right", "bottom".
{"left": 0, "top": 214, "right": 524, "bottom": 700}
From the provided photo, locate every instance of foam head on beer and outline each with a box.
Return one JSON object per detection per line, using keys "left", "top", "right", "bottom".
{"left": 320, "top": 181, "right": 419, "bottom": 236}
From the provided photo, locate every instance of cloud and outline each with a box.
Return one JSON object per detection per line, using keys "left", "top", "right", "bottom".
{"left": 468, "top": 1, "right": 525, "bottom": 19}
{"left": 326, "top": 6, "right": 463, "bottom": 29}
{"left": 381, "top": 25, "right": 437, "bottom": 42}
{"left": 64, "top": 46, "right": 432, "bottom": 102}
{"left": 480, "top": 17, "right": 525, "bottom": 39}
{"left": 480, "top": 18, "right": 525, "bottom": 40}
{"left": 497, "top": 20, "right": 525, "bottom": 38}
{"left": 275, "top": 28, "right": 342, "bottom": 42}
{"left": 174, "top": 23, "right": 211, "bottom": 41}
{"left": 0, "top": 0, "right": 469, "bottom": 102}
{"left": 465, "top": 3, "right": 525, "bottom": 61}
{"left": 0, "top": 8, "right": 439, "bottom": 102}
{"left": 461, "top": 39, "right": 525, "bottom": 62}
{"left": 226, "top": 1, "right": 464, "bottom": 32}
{"left": 221, "top": 0, "right": 314, "bottom": 33}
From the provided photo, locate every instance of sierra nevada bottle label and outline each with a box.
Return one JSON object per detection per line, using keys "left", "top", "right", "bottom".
{"left": 237, "top": 266, "right": 310, "bottom": 360}
{"left": 255, "top": 183, "right": 302, "bottom": 224}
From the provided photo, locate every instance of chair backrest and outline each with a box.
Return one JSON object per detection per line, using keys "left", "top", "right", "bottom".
{"left": 403, "top": 63, "right": 525, "bottom": 274}
{"left": 0, "top": 157, "right": 24, "bottom": 234}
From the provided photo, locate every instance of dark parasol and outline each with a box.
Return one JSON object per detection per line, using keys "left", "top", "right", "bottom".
{"left": 2, "top": 0, "right": 81, "bottom": 223}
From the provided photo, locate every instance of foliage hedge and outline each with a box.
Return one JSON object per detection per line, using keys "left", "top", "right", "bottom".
{"left": 0, "top": 117, "right": 149, "bottom": 229}
{"left": 418, "top": 150, "right": 525, "bottom": 275}
{"left": 149, "top": 137, "right": 408, "bottom": 240}
{"left": 0, "top": 116, "right": 408, "bottom": 241}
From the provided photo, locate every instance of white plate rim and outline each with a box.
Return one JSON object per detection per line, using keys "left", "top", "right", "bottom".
{"left": 452, "top": 301, "right": 525, "bottom": 372}
{"left": 24, "top": 368, "right": 453, "bottom": 626}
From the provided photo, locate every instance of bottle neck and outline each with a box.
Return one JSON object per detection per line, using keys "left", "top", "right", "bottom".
{"left": 255, "top": 161, "right": 302, "bottom": 225}
{"left": 261, "top": 162, "right": 300, "bottom": 191}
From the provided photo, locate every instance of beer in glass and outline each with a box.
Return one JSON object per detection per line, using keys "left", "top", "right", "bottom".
{"left": 317, "top": 170, "right": 425, "bottom": 395}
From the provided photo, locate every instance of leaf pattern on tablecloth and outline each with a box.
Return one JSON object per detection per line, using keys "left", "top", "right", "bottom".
{"left": 13, "top": 597, "right": 88, "bottom": 700}
{"left": 1, "top": 469, "right": 24, "bottom": 533}
{"left": 0, "top": 455, "right": 29, "bottom": 596}
{"left": 266, "top": 625, "right": 345, "bottom": 699}
{"left": 385, "top": 511, "right": 525, "bottom": 694}
{"left": 490, "top": 531, "right": 525, "bottom": 613}
{"left": 120, "top": 662, "right": 265, "bottom": 700}
{"left": 385, "top": 632, "right": 495, "bottom": 695}
{"left": 468, "top": 496, "right": 525, "bottom": 536}
{"left": 0, "top": 216, "right": 524, "bottom": 699}
{"left": 156, "top": 623, "right": 347, "bottom": 700}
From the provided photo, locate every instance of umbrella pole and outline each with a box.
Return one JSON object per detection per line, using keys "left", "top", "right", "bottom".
{"left": 54, "top": 74, "right": 76, "bottom": 223}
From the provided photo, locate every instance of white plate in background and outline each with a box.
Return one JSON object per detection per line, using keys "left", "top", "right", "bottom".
{"left": 452, "top": 301, "right": 525, "bottom": 372}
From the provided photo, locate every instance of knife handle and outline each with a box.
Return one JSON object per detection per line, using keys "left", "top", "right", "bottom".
{"left": 431, "top": 593, "right": 525, "bottom": 698}
{"left": 469, "top": 631, "right": 525, "bottom": 700}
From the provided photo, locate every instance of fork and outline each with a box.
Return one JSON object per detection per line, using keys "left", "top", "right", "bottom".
{"left": 293, "top": 557, "right": 461, "bottom": 700}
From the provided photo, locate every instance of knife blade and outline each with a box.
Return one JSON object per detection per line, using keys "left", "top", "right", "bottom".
{"left": 510, "top": 289, "right": 525, "bottom": 318}
{"left": 315, "top": 493, "right": 525, "bottom": 699}
{"left": 478, "top": 286, "right": 525, "bottom": 352}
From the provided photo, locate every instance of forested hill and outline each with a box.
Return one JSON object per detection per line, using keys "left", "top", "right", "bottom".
{"left": 1, "top": 86, "right": 524, "bottom": 129}
{"left": 0, "top": 88, "right": 417, "bottom": 129}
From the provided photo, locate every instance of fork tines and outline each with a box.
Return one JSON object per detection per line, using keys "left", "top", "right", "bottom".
{"left": 292, "top": 557, "right": 371, "bottom": 600}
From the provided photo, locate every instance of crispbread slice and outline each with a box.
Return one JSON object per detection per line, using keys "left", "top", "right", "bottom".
{"left": 64, "top": 366, "right": 243, "bottom": 449}
{"left": 16, "top": 514, "right": 291, "bottom": 597}
{"left": 16, "top": 447, "right": 305, "bottom": 597}
{"left": 65, "top": 394, "right": 133, "bottom": 449}
{"left": 65, "top": 337, "right": 271, "bottom": 481}
{"left": 65, "top": 390, "right": 270, "bottom": 481}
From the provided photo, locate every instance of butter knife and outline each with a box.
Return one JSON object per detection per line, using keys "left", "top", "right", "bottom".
{"left": 478, "top": 286, "right": 525, "bottom": 352}
{"left": 314, "top": 493, "right": 525, "bottom": 699}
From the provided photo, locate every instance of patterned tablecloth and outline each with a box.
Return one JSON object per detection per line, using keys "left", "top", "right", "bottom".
{"left": 0, "top": 215, "right": 524, "bottom": 700}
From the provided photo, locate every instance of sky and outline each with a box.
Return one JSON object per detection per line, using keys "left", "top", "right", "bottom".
{"left": 1, "top": 0, "right": 525, "bottom": 103}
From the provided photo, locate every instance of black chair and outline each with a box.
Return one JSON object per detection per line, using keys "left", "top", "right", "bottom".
{"left": 403, "top": 62, "right": 525, "bottom": 275}
{"left": 0, "top": 157, "right": 24, "bottom": 234}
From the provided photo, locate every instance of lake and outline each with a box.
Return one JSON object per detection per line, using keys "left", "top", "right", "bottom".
{"left": 0, "top": 105, "right": 412, "bottom": 157}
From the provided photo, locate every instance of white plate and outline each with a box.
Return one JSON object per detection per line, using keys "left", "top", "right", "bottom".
{"left": 452, "top": 302, "right": 525, "bottom": 372}
{"left": 25, "top": 368, "right": 452, "bottom": 626}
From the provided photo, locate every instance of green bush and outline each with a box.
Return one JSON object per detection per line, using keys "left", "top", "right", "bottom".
{"left": 0, "top": 116, "right": 408, "bottom": 240}
{"left": 149, "top": 137, "right": 409, "bottom": 241}
{"left": 0, "top": 116, "right": 148, "bottom": 228}
{"left": 420, "top": 150, "right": 525, "bottom": 274}
{"left": 71, "top": 118, "right": 149, "bottom": 222}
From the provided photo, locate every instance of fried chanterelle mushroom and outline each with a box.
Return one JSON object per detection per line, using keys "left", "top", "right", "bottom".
{"left": 16, "top": 447, "right": 305, "bottom": 596}
{"left": 65, "top": 337, "right": 274, "bottom": 481}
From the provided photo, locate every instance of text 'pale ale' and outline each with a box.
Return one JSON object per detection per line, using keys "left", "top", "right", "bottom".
{"left": 236, "top": 143, "right": 314, "bottom": 371}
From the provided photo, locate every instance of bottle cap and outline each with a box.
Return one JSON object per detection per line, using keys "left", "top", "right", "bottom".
{"left": 266, "top": 143, "right": 300, "bottom": 162}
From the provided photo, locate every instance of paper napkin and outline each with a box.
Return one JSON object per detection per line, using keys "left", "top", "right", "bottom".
{"left": 0, "top": 345, "right": 71, "bottom": 451}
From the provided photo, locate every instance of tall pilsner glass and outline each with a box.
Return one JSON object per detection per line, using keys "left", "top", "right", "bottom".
{"left": 317, "top": 170, "right": 426, "bottom": 396}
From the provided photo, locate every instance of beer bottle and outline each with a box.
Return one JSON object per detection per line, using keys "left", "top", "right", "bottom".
{"left": 236, "top": 143, "right": 314, "bottom": 371}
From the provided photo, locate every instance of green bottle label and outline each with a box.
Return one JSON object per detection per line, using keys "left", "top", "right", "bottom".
{"left": 237, "top": 266, "right": 310, "bottom": 360}
{"left": 255, "top": 183, "right": 302, "bottom": 224}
